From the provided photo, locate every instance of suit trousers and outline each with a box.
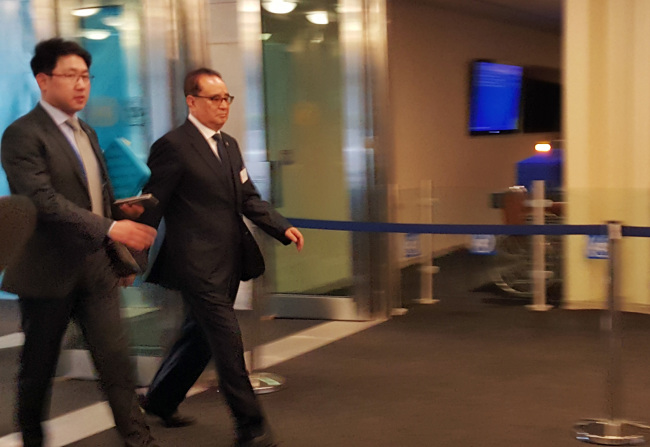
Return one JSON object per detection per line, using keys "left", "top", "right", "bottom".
{"left": 144, "top": 283, "right": 266, "bottom": 438}
{"left": 17, "top": 251, "right": 152, "bottom": 447}
{"left": 144, "top": 312, "right": 212, "bottom": 416}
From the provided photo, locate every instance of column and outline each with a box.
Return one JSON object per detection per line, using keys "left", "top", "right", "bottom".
{"left": 564, "top": 0, "right": 650, "bottom": 311}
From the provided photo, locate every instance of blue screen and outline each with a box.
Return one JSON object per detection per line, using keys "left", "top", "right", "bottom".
{"left": 469, "top": 62, "right": 523, "bottom": 135}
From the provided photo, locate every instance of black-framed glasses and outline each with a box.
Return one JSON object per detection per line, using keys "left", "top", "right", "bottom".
{"left": 48, "top": 73, "right": 95, "bottom": 83}
{"left": 193, "top": 94, "right": 235, "bottom": 105}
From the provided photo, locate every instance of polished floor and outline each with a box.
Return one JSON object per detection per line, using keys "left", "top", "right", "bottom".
{"left": 2, "top": 251, "right": 650, "bottom": 446}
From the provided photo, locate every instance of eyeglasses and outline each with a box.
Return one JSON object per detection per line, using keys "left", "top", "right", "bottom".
{"left": 47, "top": 73, "right": 95, "bottom": 83}
{"left": 193, "top": 94, "right": 235, "bottom": 105}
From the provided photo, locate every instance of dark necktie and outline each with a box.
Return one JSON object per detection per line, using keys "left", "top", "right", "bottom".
{"left": 212, "top": 132, "right": 226, "bottom": 163}
{"left": 66, "top": 118, "right": 104, "bottom": 216}
{"left": 212, "top": 133, "right": 236, "bottom": 197}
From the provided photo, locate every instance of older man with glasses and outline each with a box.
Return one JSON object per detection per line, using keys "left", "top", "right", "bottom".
{"left": 137, "top": 67, "right": 304, "bottom": 447}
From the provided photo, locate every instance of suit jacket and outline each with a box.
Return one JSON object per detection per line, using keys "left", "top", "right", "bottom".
{"left": 142, "top": 120, "right": 291, "bottom": 293}
{"left": 1, "top": 104, "right": 121, "bottom": 297}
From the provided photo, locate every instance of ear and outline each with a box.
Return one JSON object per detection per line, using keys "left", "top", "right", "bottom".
{"left": 185, "top": 95, "right": 194, "bottom": 109}
{"left": 34, "top": 73, "right": 49, "bottom": 90}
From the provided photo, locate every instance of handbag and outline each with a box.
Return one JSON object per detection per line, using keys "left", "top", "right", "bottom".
{"left": 239, "top": 220, "right": 265, "bottom": 281}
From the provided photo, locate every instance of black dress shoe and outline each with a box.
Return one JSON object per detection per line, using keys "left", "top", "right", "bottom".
{"left": 137, "top": 393, "right": 196, "bottom": 428}
{"left": 233, "top": 431, "right": 278, "bottom": 447}
{"left": 155, "top": 412, "right": 197, "bottom": 428}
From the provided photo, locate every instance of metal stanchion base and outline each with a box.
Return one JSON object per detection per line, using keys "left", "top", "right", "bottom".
{"left": 414, "top": 298, "right": 440, "bottom": 305}
{"left": 526, "top": 304, "right": 553, "bottom": 311}
{"left": 575, "top": 419, "right": 647, "bottom": 445}
{"left": 421, "top": 266, "right": 440, "bottom": 275}
{"left": 250, "top": 372, "right": 285, "bottom": 395}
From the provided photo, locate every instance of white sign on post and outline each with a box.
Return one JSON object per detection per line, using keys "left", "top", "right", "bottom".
{"left": 404, "top": 233, "right": 421, "bottom": 259}
{"left": 470, "top": 234, "right": 497, "bottom": 255}
{"left": 586, "top": 235, "right": 608, "bottom": 259}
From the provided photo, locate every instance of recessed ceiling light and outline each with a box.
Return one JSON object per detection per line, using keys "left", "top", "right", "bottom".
{"left": 71, "top": 7, "right": 101, "bottom": 17}
{"left": 306, "top": 11, "right": 328, "bottom": 25}
{"left": 102, "top": 17, "right": 124, "bottom": 28}
{"left": 261, "top": 0, "right": 297, "bottom": 14}
{"left": 82, "top": 29, "right": 111, "bottom": 40}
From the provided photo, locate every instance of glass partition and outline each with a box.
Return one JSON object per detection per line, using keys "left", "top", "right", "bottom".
{"left": 0, "top": 0, "right": 203, "bottom": 381}
{"left": 0, "top": 0, "right": 41, "bottom": 298}
{"left": 0, "top": 0, "right": 41, "bottom": 196}
{"left": 57, "top": 1, "right": 149, "bottom": 163}
{"left": 260, "top": 0, "right": 377, "bottom": 319}
{"left": 391, "top": 184, "right": 650, "bottom": 314}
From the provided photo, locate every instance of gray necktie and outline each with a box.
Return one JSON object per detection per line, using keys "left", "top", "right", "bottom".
{"left": 66, "top": 118, "right": 104, "bottom": 216}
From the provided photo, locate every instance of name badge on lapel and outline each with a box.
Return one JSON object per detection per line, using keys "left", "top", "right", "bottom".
{"left": 240, "top": 168, "right": 248, "bottom": 184}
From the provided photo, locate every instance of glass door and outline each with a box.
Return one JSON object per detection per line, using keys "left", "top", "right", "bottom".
{"left": 260, "top": 0, "right": 387, "bottom": 319}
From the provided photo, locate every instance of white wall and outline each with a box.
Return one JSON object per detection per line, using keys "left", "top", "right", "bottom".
{"left": 387, "top": 2, "right": 561, "bottom": 252}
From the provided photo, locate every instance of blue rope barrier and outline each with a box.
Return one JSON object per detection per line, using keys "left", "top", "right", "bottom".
{"left": 287, "top": 218, "right": 650, "bottom": 237}
{"left": 622, "top": 226, "right": 650, "bottom": 238}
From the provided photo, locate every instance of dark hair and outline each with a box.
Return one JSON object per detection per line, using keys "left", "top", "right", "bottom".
{"left": 184, "top": 68, "right": 222, "bottom": 97}
{"left": 30, "top": 38, "right": 92, "bottom": 77}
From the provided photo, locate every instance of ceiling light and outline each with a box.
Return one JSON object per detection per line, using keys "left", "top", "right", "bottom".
{"left": 535, "top": 142, "right": 552, "bottom": 152}
{"left": 261, "top": 0, "right": 297, "bottom": 14}
{"left": 102, "top": 17, "right": 124, "bottom": 28}
{"left": 71, "top": 7, "right": 100, "bottom": 17}
{"left": 306, "top": 11, "right": 328, "bottom": 25}
{"left": 82, "top": 29, "right": 111, "bottom": 40}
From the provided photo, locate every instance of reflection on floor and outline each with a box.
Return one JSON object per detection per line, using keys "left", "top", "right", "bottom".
{"left": 0, "top": 304, "right": 381, "bottom": 447}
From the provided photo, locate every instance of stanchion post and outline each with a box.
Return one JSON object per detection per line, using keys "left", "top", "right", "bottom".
{"left": 607, "top": 221, "right": 623, "bottom": 426}
{"left": 574, "top": 221, "right": 645, "bottom": 445}
{"left": 247, "top": 232, "right": 285, "bottom": 395}
{"left": 389, "top": 183, "right": 409, "bottom": 315}
{"left": 527, "top": 180, "right": 552, "bottom": 311}
{"left": 416, "top": 179, "right": 439, "bottom": 305}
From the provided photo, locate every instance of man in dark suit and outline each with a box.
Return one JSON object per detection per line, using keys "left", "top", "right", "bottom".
{"left": 1, "top": 38, "right": 159, "bottom": 447}
{"left": 138, "top": 68, "right": 304, "bottom": 447}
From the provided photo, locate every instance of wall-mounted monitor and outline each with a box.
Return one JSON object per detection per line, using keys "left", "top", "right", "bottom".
{"left": 521, "top": 70, "right": 561, "bottom": 133}
{"left": 468, "top": 60, "right": 524, "bottom": 136}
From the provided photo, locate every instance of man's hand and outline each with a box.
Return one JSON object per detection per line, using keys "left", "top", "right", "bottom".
{"left": 285, "top": 227, "right": 304, "bottom": 252}
{"left": 108, "top": 220, "right": 157, "bottom": 251}
{"left": 118, "top": 274, "right": 137, "bottom": 287}
{"left": 118, "top": 203, "right": 145, "bottom": 219}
